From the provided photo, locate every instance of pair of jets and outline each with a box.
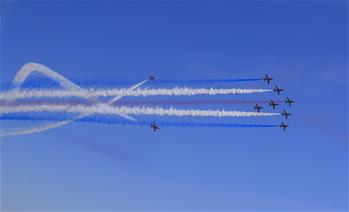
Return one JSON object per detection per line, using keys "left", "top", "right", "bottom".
{"left": 254, "top": 104, "right": 291, "bottom": 118}
{"left": 263, "top": 75, "right": 284, "bottom": 95}
{"left": 152, "top": 121, "right": 289, "bottom": 131}
{"left": 269, "top": 97, "right": 295, "bottom": 109}
{"left": 152, "top": 122, "right": 289, "bottom": 131}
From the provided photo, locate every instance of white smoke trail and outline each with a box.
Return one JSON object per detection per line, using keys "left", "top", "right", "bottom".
{"left": 0, "top": 104, "right": 280, "bottom": 117}
{"left": 1, "top": 62, "right": 148, "bottom": 137}
{"left": 0, "top": 87, "right": 271, "bottom": 99}
{"left": 0, "top": 62, "right": 274, "bottom": 137}
{"left": 12, "top": 63, "right": 82, "bottom": 91}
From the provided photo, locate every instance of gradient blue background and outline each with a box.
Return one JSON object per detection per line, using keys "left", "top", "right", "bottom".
{"left": 1, "top": 1, "right": 348, "bottom": 211}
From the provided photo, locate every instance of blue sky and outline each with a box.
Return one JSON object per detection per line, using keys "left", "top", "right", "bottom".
{"left": 1, "top": 1, "right": 348, "bottom": 211}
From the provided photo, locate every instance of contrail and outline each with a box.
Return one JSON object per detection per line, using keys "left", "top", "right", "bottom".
{"left": 0, "top": 114, "right": 278, "bottom": 135}
{"left": 0, "top": 104, "right": 280, "bottom": 117}
{"left": 0, "top": 99, "right": 282, "bottom": 106}
{"left": 0, "top": 87, "right": 272, "bottom": 99}
{"left": 1, "top": 78, "right": 262, "bottom": 90}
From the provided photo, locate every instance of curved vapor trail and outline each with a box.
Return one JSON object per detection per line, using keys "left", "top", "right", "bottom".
{"left": 0, "top": 88, "right": 271, "bottom": 99}
{"left": 1, "top": 62, "right": 148, "bottom": 137}
{"left": 0, "top": 114, "right": 278, "bottom": 129}
{"left": 0, "top": 104, "right": 280, "bottom": 117}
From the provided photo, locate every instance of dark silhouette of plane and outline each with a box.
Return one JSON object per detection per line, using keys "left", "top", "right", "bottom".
{"left": 285, "top": 97, "right": 295, "bottom": 106}
{"left": 263, "top": 74, "right": 273, "bottom": 84}
{"left": 279, "top": 122, "right": 289, "bottom": 131}
{"left": 151, "top": 122, "right": 160, "bottom": 131}
{"left": 282, "top": 110, "right": 291, "bottom": 119}
{"left": 149, "top": 75, "right": 155, "bottom": 81}
{"left": 254, "top": 103, "right": 263, "bottom": 112}
{"left": 269, "top": 100, "right": 278, "bottom": 109}
{"left": 274, "top": 86, "right": 283, "bottom": 95}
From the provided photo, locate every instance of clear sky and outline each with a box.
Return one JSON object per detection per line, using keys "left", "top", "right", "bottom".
{"left": 1, "top": 1, "right": 348, "bottom": 211}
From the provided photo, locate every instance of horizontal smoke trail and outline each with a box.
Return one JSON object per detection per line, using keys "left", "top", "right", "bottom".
{"left": 0, "top": 114, "right": 278, "bottom": 130}
{"left": 0, "top": 99, "right": 282, "bottom": 106}
{"left": 0, "top": 104, "right": 280, "bottom": 117}
{"left": 1, "top": 78, "right": 262, "bottom": 90}
{"left": 0, "top": 87, "right": 272, "bottom": 99}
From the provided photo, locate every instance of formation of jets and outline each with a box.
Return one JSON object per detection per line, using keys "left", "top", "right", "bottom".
{"left": 149, "top": 74, "right": 294, "bottom": 132}
{"left": 262, "top": 74, "right": 295, "bottom": 131}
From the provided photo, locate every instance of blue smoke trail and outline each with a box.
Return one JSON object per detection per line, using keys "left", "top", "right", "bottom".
{"left": 0, "top": 113, "right": 277, "bottom": 128}
{"left": 1, "top": 78, "right": 262, "bottom": 90}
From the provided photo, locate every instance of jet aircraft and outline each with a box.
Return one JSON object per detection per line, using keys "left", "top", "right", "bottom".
{"left": 263, "top": 74, "right": 273, "bottom": 84}
{"left": 269, "top": 100, "right": 278, "bottom": 109}
{"left": 282, "top": 110, "right": 291, "bottom": 119}
{"left": 285, "top": 97, "right": 295, "bottom": 106}
{"left": 149, "top": 75, "right": 155, "bottom": 81}
{"left": 274, "top": 86, "right": 283, "bottom": 95}
{"left": 279, "top": 122, "right": 289, "bottom": 131}
{"left": 254, "top": 104, "right": 263, "bottom": 112}
{"left": 151, "top": 122, "right": 160, "bottom": 131}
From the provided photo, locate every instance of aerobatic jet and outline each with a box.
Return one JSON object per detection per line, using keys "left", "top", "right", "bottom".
{"left": 149, "top": 75, "right": 155, "bottom": 81}
{"left": 279, "top": 122, "right": 289, "bottom": 131}
{"left": 285, "top": 97, "right": 295, "bottom": 106}
{"left": 274, "top": 86, "right": 283, "bottom": 95}
{"left": 263, "top": 74, "right": 273, "bottom": 84}
{"left": 254, "top": 104, "right": 263, "bottom": 112}
{"left": 282, "top": 110, "right": 291, "bottom": 119}
{"left": 151, "top": 122, "right": 160, "bottom": 131}
{"left": 269, "top": 100, "right": 279, "bottom": 109}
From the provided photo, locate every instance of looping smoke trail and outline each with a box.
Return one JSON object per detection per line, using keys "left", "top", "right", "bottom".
{"left": 0, "top": 62, "right": 148, "bottom": 136}
{"left": 0, "top": 88, "right": 271, "bottom": 99}
{"left": 0, "top": 105, "right": 280, "bottom": 117}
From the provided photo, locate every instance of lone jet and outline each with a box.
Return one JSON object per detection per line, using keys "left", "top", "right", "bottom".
{"left": 269, "top": 100, "right": 279, "bottom": 109}
{"left": 285, "top": 97, "right": 295, "bottom": 106}
{"left": 149, "top": 75, "right": 155, "bottom": 81}
{"left": 254, "top": 104, "right": 263, "bottom": 112}
{"left": 274, "top": 86, "right": 283, "bottom": 95}
{"left": 263, "top": 74, "right": 273, "bottom": 84}
{"left": 151, "top": 122, "right": 160, "bottom": 132}
{"left": 279, "top": 122, "right": 289, "bottom": 131}
{"left": 282, "top": 110, "right": 291, "bottom": 119}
